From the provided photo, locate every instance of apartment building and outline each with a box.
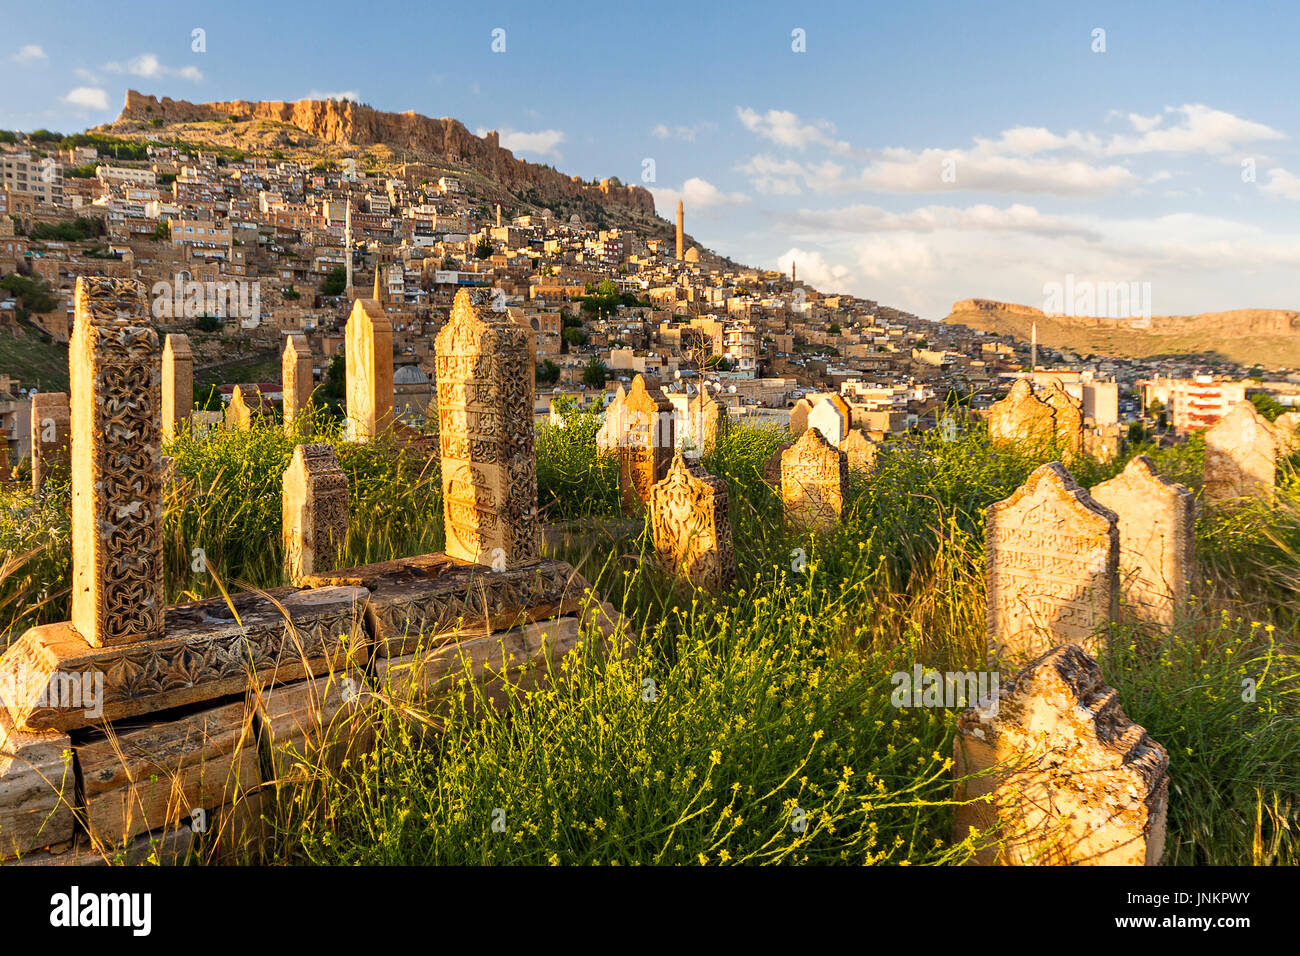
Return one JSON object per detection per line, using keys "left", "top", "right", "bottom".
{"left": 1, "top": 152, "right": 63, "bottom": 205}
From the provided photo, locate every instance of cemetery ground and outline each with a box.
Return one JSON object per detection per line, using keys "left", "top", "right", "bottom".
{"left": 1, "top": 410, "right": 1297, "bottom": 866}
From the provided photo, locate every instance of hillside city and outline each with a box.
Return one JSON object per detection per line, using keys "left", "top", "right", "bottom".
{"left": 1, "top": 108, "right": 1298, "bottom": 470}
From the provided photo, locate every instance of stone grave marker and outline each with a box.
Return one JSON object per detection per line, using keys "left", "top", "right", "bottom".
{"left": 1204, "top": 401, "right": 1279, "bottom": 506}
{"left": 986, "top": 462, "right": 1117, "bottom": 662}
{"left": 283, "top": 443, "right": 350, "bottom": 583}
{"left": 649, "top": 452, "right": 735, "bottom": 590}
{"left": 29, "top": 391, "right": 70, "bottom": 492}
{"left": 1090, "top": 455, "right": 1194, "bottom": 627}
{"left": 282, "top": 332, "right": 314, "bottom": 435}
{"left": 781, "top": 427, "right": 848, "bottom": 532}
{"left": 161, "top": 333, "right": 192, "bottom": 443}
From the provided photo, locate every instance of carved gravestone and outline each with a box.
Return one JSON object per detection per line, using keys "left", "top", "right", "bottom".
{"left": 808, "top": 396, "right": 848, "bottom": 446}
{"left": 1090, "top": 456, "right": 1195, "bottom": 627}
{"left": 69, "top": 276, "right": 164, "bottom": 647}
{"left": 29, "top": 391, "right": 70, "bottom": 492}
{"left": 781, "top": 428, "right": 848, "bottom": 532}
{"left": 282, "top": 332, "right": 314, "bottom": 436}
{"left": 788, "top": 396, "right": 814, "bottom": 437}
{"left": 839, "top": 428, "right": 876, "bottom": 474}
{"left": 649, "top": 452, "right": 735, "bottom": 590}
{"left": 161, "top": 333, "right": 193, "bottom": 443}
{"left": 225, "top": 385, "right": 254, "bottom": 431}
{"left": 1040, "top": 382, "right": 1084, "bottom": 458}
{"left": 618, "top": 374, "right": 674, "bottom": 516}
{"left": 986, "top": 463, "right": 1117, "bottom": 662}
{"left": 684, "top": 390, "right": 727, "bottom": 456}
{"left": 434, "top": 289, "right": 539, "bottom": 565}
{"left": 763, "top": 442, "right": 792, "bottom": 487}
{"left": 953, "top": 643, "right": 1169, "bottom": 866}
{"left": 987, "top": 379, "right": 1056, "bottom": 449}
{"left": 1274, "top": 411, "right": 1300, "bottom": 456}
{"left": 345, "top": 297, "right": 394, "bottom": 442}
{"left": 595, "top": 385, "right": 627, "bottom": 453}
{"left": 1203, "top": 401, "right": 1278, "bottom": 506}
{"left": 282, "top": 443, "right": 349, "bottom": 583}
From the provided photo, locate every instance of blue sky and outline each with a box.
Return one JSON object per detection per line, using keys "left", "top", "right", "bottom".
{"left": 4, "top": 0, "right": 1300, "bottom": 318}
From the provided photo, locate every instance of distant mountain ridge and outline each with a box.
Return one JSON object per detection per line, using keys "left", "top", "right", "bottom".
{"left": 945, "top": 298, "right": 1300, "bottom": 368}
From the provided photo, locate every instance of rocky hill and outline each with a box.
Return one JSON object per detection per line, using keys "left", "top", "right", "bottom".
{"left": 945, "top": 298, "right": 1300, "bottom": 368}
{"left": 100, "top": 91, "right": 666, "bottom": 234}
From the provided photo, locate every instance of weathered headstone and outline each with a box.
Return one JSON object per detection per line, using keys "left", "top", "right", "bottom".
{"left": 839, "top": 428, "right": 876, "bottom": 474}
{"left": 986, "top": 462, "right": 1117, "bottom": 662}
{"left": 618, "top": 374, "right": 674, "bottom": 516}
{"left": 683, "top": 390, "right": 727, "bottom": 456}
{"left": 190, "top": 410, "right": 222, "bottom": 440}
{"left": 649, "top": 452, "right": 735, "bottom": 589}
{"left": 29, "top": 391, "right": 70, "bottom": 492}
{"left": 987, "top": 379, "right": 1056, "bottom": 448}
{"left": 763, "top": 442, "right": 792, "bottom": 487}
{"left": 1274, "top": 411, "right": 1300, "bottom": 456}
{"left": 282, "top": 443, "right": 349, "bottom": 583}
{"left": 1040, "top": 381, "right": 1084, "bottom": 457}
{"left": 344, "top": 297, "right": 394, "bottom": 441}
{"left": 69, "top": 276, "right": 164, "bottom": 647}
{"left": 953, "top": 643, "right": 1169, "bottom": 866}
{"left": 1090, "top": 456, "right": 1194, "bottom": 627}
{"left": 161, "top": 333, "right": 192, "bottom": 443}
{"left": 595, "top": 385, "right": 627, "bottom": 452}
{"left": 1204, "top": 401, "right": 1279, "bottom": 506}
{"left": 808, "top": 396, "right": 848, "bottom": 446}
{"left": 225, "top": 385, "right": 254, "bottom": 431}
{"left": 788, "top": 396, "right": 814, "bottom": 437}
{"left": 434, "top": 289, "right": 539, "bottom": 565}
{"left": 781, "top": 427, "right": 848, "bottom": 532}
{"left": 282, "top": 332, "right": 314, "bottom": 436}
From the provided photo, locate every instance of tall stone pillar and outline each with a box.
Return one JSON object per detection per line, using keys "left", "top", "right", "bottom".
{"left": 282, "top": 332, "right": 314, "bottom": 435}
{"left": 344, "top": 297, "right": 393, "bottom": 442}
{"left": 69, "top": 277, "right": 164, "bottom": 647}
{"left": 161, "top": 333, "right": 193, "bottom": 442}
{"left": 29, "top": 391, "right": 70, "bottom": 492}
{"left": 434, "top": 289, "right": 538, "bottom": 566}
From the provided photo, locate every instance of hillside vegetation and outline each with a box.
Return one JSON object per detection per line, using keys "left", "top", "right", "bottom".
{"left": 1, "top": 412, "right": 1297, "bottom": 865}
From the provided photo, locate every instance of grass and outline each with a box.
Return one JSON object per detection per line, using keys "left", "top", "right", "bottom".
{"left": 1, "top": 410, "right": 1297, "bottom": 865}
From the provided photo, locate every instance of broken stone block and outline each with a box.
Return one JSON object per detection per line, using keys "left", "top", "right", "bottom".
{"left": 952, "top": 643, "right": 1169, "bottom": 866}
{"left": 0, "top": 710, "right": 75, "bottom": 861}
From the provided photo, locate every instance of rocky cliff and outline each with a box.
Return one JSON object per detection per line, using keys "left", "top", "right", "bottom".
{"left": 946, "top": 298, "right": 1300, "bottom": 367}
{"left": 110, "top": 90, "right": 656, "bottom": 217}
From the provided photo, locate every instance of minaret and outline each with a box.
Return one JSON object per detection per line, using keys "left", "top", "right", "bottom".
{"left": 792, "top": 260, "right": 796, "bottom": 284}
{"left": 344, "top": 199, "right": 353, "bottom": 292}
{"left": 675, "top": 200, "right": 684, "bottom": 260}
{"left": 495, "top": 204, "right": 502, "bottom": 228}
{"left": 1030, "top": 321, "right": 1038, "bottom": 380}
{"left": 372, "top": 264, "right": 384, "bottom": 306}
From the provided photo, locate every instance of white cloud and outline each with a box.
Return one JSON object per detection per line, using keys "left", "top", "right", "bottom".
{"left": 782, "top": 202, "right": 1102, "bottom": 241}
{"left": 475, "top": 127, "right": 566, "bottom": 160}
{"left": 650, "top": 177, "right": 749, "bottom": 211}
{"left": 1104, "top": 104, "right": 1284, "bottom": 156}
{"left": 856, "top": 149, "right": 1137, "bottom": 196}
{"left": 12, "top": 44, "right": 46, "bottom": 64}
{"left": 105, "top": 53, "right": 203, "bottom": 82}
{"left": 651, "top": 121, "right": 715, "bottom": 142}
{"left": 1262, "top": 168, "right": 1300, "bottom": 201}
{"left": 73, "top": 67, "right": 99, "bottom": 83}
{"left": 776, "top": 248, "right": 852, "bottom": 289}
{"left": 62, "top": 87, "right": 109, "bottom": 111}
{"left": 306, "top": 90, "right": 360, "bottom": 102}
{"left": 736, "top": 107, "right": 851, "bottom": 154}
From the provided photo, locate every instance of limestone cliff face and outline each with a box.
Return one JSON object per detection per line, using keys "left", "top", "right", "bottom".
{"left": 946, "top": 297, "right": 1300, "bottom": 366}
{"left": 116, "top": 90, "right": 656, "bottom": 216}
{"left": 948, "top": 298, "right": 1300, "bottom": 335}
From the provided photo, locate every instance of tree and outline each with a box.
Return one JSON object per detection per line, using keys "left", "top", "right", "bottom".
{"left": 323, "top": 353, "right": 346, "bottom": 399}
{"left": 582, "top": 358, "right": 609, "bottom": 388}
{"left": 1249, "top": 392, "right": 1285, "bottom": 422}
{"left": 536, "top": 360, "right": 561, "bottom": 385}
{"left": 563, "top": 326, "right": 588, "bottom": 348}
{"left": 321, "top": 265, "right": 347, "bottom": 296}
{"left": 827, "top": 323, "right": 841, "bottom": 335}
{"left": 0, "top": 274, "right": 57, "bottom": 319}
{"left": 194, "top": 314, "right": 221, "bottom": 332}
{"left": 474, "top": 238, "right": 492, "bottom": 260}
{"left": 151, "top": 221, "right": 171, "bottom": 242}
